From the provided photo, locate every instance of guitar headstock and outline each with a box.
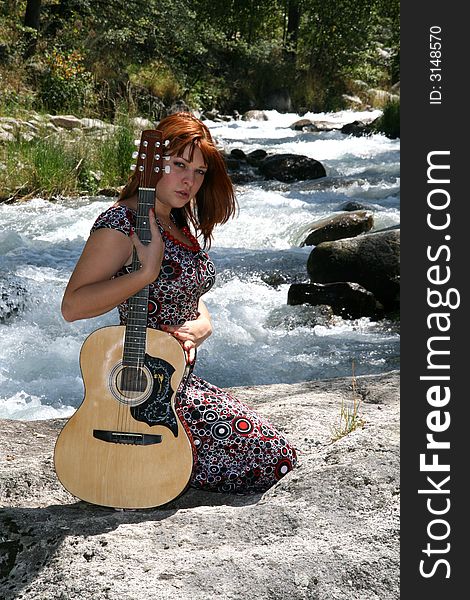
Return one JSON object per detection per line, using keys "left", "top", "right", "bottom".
{"left": 131, "top": 129, "right": 170, "bottom": 190}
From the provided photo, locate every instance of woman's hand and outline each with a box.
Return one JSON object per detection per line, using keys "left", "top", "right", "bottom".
{"left": 162, "top": 310, "right": 212, "bottom": 364}
{"left": 130, "top": 208, "right": 165, "bottom": 284}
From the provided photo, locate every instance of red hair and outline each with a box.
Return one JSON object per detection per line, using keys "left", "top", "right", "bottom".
{"left": 119, "top": 112, "right": 237, "bottom": 248}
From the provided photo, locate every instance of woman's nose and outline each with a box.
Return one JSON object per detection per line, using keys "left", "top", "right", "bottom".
{"left": 182, "top": 169, "right": 195, "bottom": 185}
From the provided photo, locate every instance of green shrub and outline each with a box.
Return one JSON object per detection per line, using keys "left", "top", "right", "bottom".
{"left": 373, "top": 99, "right": 400, "bottom": 139}
{"left": 38, "top": 48, "right": 94, "bottom": 113}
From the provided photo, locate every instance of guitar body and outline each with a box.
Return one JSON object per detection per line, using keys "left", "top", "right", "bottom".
{"left": 54, "top": 325, "right": 194, "bottom": 509}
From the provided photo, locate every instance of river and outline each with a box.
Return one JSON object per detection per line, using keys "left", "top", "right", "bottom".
{"left": 0, "top": 109, "right": 400, "bottom": 419}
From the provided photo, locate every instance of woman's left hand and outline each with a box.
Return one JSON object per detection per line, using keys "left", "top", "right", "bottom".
{"left": 162, "top": 313, "right": 212, "bottom": 364}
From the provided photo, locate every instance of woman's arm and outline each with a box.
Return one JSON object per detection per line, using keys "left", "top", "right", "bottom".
{"left": 62, "top": 212, "right": 164, "bottom": 322}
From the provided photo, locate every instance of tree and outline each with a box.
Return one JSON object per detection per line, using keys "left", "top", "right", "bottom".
{"left": 23, "top": 0, "right": 42, "bottom": 56}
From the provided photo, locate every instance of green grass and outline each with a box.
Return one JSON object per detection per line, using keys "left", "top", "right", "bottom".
{"left": 0, "top": 116, "right": 136, "bottom": 201}
{"left": 331, "top": 360, "right": 365, "bottom": 442}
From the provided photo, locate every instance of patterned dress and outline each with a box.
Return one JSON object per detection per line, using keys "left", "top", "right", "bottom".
{"left": 91, "top": 205, "right": 297, "bottom": 493}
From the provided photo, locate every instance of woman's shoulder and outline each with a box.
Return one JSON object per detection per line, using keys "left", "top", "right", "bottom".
{"left": 90, "top": 201, "right": 137, "bottom": 236}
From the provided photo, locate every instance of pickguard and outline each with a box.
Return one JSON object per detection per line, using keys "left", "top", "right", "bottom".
{"left": 130, "top": 354, "right": 179, "bottom": 436}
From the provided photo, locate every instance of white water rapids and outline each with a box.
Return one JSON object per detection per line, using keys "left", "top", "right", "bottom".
{"left": 0, "top": 109, "right": 400, "bottom": 419}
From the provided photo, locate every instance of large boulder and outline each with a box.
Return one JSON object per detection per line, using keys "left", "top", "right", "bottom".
{"left": 296, "top": 211, "right": 374, "bottom": 247}
{"left": 0, "top": 372, "right": 399, "bottom": 600}
{"left": 307, "top": 230, "right": 400, "bottom": 311}
{"left": 258, "top": 154, "right": 326, "bottom": 182}
{"left": 287, "top": 282, "right": 382, "bottom": 319}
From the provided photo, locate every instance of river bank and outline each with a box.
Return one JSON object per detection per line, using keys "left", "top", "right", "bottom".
{"left": 0, "top": 370, "right": 399, "bottom": 600}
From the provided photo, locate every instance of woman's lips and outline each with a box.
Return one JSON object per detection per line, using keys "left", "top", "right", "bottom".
{"left": 176, "top": 190, "right": 189, "bottom": 199}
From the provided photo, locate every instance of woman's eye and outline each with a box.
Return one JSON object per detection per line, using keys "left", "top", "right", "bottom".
{"left": 174, "top": 161, "right": 185, "bottom": 168}
{"left": 198, "top": 170, "right": 207, "bottom": 176}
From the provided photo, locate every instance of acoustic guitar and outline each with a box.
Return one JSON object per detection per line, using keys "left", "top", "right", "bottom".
{"left": 54, "top": 130, "right": 194, "bottom": 508}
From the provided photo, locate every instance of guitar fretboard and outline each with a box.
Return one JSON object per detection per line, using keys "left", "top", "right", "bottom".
{"left": 123, "top": 188, "right": 155, "bottom": 367}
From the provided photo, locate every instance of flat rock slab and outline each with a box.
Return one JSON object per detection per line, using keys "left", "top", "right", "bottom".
{"left": 0, "top": 372, "right": 399, "bottom": 600}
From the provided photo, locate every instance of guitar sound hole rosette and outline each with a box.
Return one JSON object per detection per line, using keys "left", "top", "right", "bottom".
{"left": 109, "top": 362, "right": 153, "bottom": 406}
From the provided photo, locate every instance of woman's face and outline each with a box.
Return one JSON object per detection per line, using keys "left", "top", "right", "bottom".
{"left": 156, "top": 145, "right": 207, "bottom": 211}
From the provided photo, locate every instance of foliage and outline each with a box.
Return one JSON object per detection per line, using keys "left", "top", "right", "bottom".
{"left": 0, "top": 135, "right": 83, "bottom": 198}
{"left": 0, "top": 117, "right": 136, "bottom": 200}
{"left": 38, "top": 48, "right": 94, "bottom": 113}
{"left": 95, "top": 115, "right": 135, "bottom": 188}
{"left": 373, "top": 99, "right": 400, "bottom": 139}
{"left": 0, "top": 0, "right": 400, "bottom": 117}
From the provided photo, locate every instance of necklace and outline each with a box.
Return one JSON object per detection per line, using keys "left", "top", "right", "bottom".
{"left": 157, "top": 214, "right": 175, "bottom": 231}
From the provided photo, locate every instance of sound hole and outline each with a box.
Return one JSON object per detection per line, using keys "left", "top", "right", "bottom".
{"left": 117, "top": 366, "right": 148, "bottom": 394}
{"left": 109, "top": 362, "right": 153, "bottom": 406}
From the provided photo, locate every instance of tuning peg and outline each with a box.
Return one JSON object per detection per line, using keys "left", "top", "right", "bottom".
{"left": 164, "top": 140, "right": 170, "bottom": 147}
{"left": 155, "top": 154, "right": 160, "bottom": 160}
{"left": 164, "top": 155, "right": 171, "bottom": 161}
{"left": 155, "top": 141, "right": 161, "bottom": 148}
{"left": 130, "top": 164, "right": 136, "bottom": 171}
{"left": 140, "top": 153, "right": 146, "bottom": 160}
{"left": 154, "top": 166, "right": 160, "bottom": 173}
{"left": 132, "top": 151, "right": 138, "bottom": 159}
{"left": 134, "top": 139, "right": 140, "bottom": 146}
{"left": 164, "top": 165, "right": 171, "bottom": 174}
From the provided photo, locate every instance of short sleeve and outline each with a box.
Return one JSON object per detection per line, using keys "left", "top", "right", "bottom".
{"left": 90, "top": 205, "right": 135, "bottom": 237}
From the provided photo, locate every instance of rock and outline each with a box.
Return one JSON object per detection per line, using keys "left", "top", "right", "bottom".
{"left": 310, "top": 120, "right": 341, "bottom": 132}
{"left": 202, "top": 109, "right": 220, "bottom": 121}
{"left": 80, "top": 118, "right": 108, "bottom": 130}
{"left": 342, "top": 94, "right": 363, "bottom": 107}
{"left": 167, "top": 100, "right": 191, "bottom": 115}
{"left": 307, "top": 230, "right": 400, "bottom": 311}
{"left": 0, "top": 372, "right": 399, "bottom": 600}
{"left": 224, "top": 157, "right": 242, "bottom": 171}
{"left": 0, "top": 128, "right": 14, "bottom": 142}
{"left": 246, "top": 149, "right": 267, "bottom": 163}
{"left": 290, "top": 119, "right": 317, "bottom": 131}
{"left": 129, "top": 117, "right": 155, "bottom": 130}
{"left": 373, "top": 224, "right": 400, "bottom": 233}
{"left": 340, "top": 120, "right": 377, "bottom": 137}
{"left": 287, "top": 282, "right": 382, "bottom": 319}
{"left": 0, "top": 278, "right": 27, "bottom": 322}
{"left": 339, "top": 201, "right": 377, "bottom": 212}
{"left": 230, "top": 148, "right": 247, "bottom": 160}
{"left": 366, "top": 89, "right": 400, "bottom": 108}
{"left": 49, "top": 115, "right": 82, "bottom": 130}
{"left": 258, "top": 154, "right": 326, "bottom": 183}
{"left": 297, "top": 211, "right": 374, "bottom": 247}
{"left": 242, "top": 110, "right": 268, "bottom": 121}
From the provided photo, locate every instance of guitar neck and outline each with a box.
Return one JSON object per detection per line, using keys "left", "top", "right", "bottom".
{"left": 123, "top": 187, "right": 155, "bottom": 366}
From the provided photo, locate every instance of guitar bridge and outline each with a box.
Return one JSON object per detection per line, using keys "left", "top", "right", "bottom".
{"left": 93, "top": 430, "right": 162, "bottom": 445}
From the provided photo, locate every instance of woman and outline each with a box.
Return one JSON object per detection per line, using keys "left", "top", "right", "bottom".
{"left": 62, "top": 112, "right": 297, "bottom": 493}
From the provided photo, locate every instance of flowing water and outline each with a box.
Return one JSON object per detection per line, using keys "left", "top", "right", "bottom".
{"left": 0, "top": 109, "right": 400, "bottom": 420}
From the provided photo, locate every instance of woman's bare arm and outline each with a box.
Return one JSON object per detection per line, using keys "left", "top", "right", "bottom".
{"left": 61, "top": 212, "right": 164, "bottom": 322}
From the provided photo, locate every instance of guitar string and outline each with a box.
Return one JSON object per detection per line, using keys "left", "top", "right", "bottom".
{"left": 120, "top": 136, "right": 161, "bottom": 436}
